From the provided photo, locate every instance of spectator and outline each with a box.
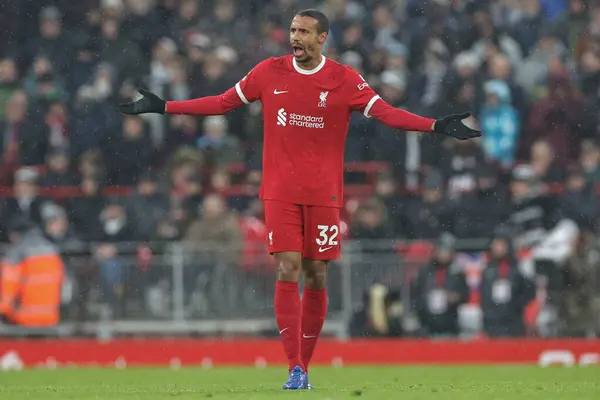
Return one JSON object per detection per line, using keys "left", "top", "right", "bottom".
{"left": 71, "top": 64, "right": 120, "bottom": 158}
{"left": 517, "top": 29, "right": 566, "bottom": 98}
{"left": 506, "top": 164, "right": 561, "bottom": 250}
{"left": 44, "top": 101, "right": 70, "bottom": 155}
{"left": 525, "top": 72, "right": 583, "bottom": 162}
{"left": 529, "top": 139, "right": 565, "bottom": 183}
{"left": 153, "top": 200, "right": 192, "bottom": 242}
{"left": 148, "top": 37, "right": 179, "bottom": 102}
{"left": 553, "top": 0, "right": 590, "bottom": 56}
{"left": 42, "top": 203, "right": 83, "bottom": 248}
{"left": 127, "top": 171, "right": 170, "bottom": 242}
{"left": 66, "top": 176, "right": 106, "bottom": 241}
{"left": 200, "top": 0, "right": 251, "bottom": 50}
{"left": 185, "top": 32, "right": 212, "bottom": 92}
{"left": 23, "top": 6, "right": 73, "bottom": 75}
{"left": 1, "top": 167, "right": 47, "bottom": 231}
{"left": 350, "top": 197, "right": 393, "bottom": 243}
{"left": 348, "top": 283, "right": 404, "bottom": 338}
{"left": 469, "top": 11, "right": 523, "bottom": 68}
{"left": 210, "top": 166, "right": 232, "bottom": 192}
{"left": 196, "top": 115, "right": 243, "bottom": 166}
{"left": 168, "top": 147, "right": 203, "bottom": 218}
{"left": 168, "top": 0, "right": 202, "bottom": 49}
{"left": 370, "top": 71, "right": 410, "bottom": 168}
{"left": 486, "top": 53, "right": 528, "bottom": 120}
{"left": 440, "top": 138, "right": 488, "bottom": 199}
{"left": 480, "top": 79, "right": 520, "bottom": 168}
{"left": 480, "top": 227, "right": 536, "bottom": 337}
{"left": 0, "top": 217, "right": 65, "bottom": 326}
{"left": 77, "top": 148, "right": 105, "bottom": 182}
{"left": 184, "top": 193, "right": 243, "bottom": 257}
{"left": 40, "top": 201, "right": 88, "bottom": 321}
{"left": 413, "top": 233, "right": 469, "bottom": 337}
{"left": 94, "top": 242, "right": 126, "bottom": 318}
{"left": 372, "top": 172, "right": 406, "bottom": 237}
{"left": 512, "top": 0, "right": 549, "bottom": 57}
{"left": 163, "top": 115, "right": 200, "bottom": 163}
{"left": 104, "top": 115, "right": 153, "bottom": 185}
{"left": 122, "top": 0, "right": 163, "bottom": 56}
{"left": 67, "top": 40, "right": 100, "bottom": 98}
{"left": 97, "top": 199, "right": 135, "bottom": 242}
{"left": 559, "top": 165, "right": 598, "bottom": 231}
{"left": 40, "top": 150, "right": 78, "bottom": 187}
{"left": 451, "top": 164, "right": 509, "bottom": 239}
{"left": 183, "top": 193, "right": 243, "bottom": 314}
{"left": 192, "top": 54, "right": 229, "bottom": 99}
{"left": 559, "top": 230, "right": 600, "bottom": 337}
{"left": 579, "top": 139, "right": 600, "bottom": 182}
{"left": 0, "top": 59, "right": 19, "bottom": 121}
{"left": 228, "top": 169, "right": 262, "bottom": 212}
{"left": 25, "top": 68, "right": 67, "bottom": 104}
{"left": 404, "top": 169, "right": 452, "bottom": 239}
{"left": 99, "top": 16, "right": 144, "bottom": 79}
{"left": 0, "top": 91, "right": 48, "bottom": 166}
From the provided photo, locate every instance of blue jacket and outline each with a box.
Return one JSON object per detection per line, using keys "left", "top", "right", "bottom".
{"left": 480, "top": 80, "right": 520, "bottom": 167}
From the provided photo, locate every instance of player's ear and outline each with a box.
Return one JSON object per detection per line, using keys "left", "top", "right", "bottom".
{"left": 318, "top": 32, "right": 327, "bottom": 45}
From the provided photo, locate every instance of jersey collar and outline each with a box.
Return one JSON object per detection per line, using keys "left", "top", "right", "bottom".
{"left": 292, "top": 55, "right": 327, "bottom": 75}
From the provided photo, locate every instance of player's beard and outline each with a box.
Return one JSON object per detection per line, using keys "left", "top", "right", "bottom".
{"left": 294, "top": 44, "right": 315, "bottom": 65}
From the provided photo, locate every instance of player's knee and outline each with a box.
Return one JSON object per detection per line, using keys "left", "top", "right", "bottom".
{"left": 275, "top": 253, "right": 301, "bottom": 281}
{"left": 302, "top": 260, "right": 328, "bottom": 290}
{"left": 305, "top": 271, "right": 327, "bottom": 290}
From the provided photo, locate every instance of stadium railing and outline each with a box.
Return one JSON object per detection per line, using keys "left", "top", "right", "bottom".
{"left": 0, "top": 237, "right": 504, "bottom": 338}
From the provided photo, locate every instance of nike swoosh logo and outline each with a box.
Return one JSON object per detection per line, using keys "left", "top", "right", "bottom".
{"left": 279, "top": 327, "right": 289, "bottom": 334}
{"left": 318, "top": 246, "right": 333, "bottom": 253}
{"left": 303, "top": 334, "right": 317, "bottom": 339}
{"left": 274, "top": 90, "right": 288, "bottom": 94}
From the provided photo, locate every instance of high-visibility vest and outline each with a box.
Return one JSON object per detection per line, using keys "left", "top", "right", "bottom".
{"left": 0, "top": 229, "right": 64, "bottom": 326}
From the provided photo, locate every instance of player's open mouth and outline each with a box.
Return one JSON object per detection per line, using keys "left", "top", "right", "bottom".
{"left": 293, "top": 45, "right": 305, "bottom": 57}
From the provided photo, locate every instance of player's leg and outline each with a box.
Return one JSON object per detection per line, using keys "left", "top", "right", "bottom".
{"left": 273, "top": 251, "right": 303, "bottom": 372}
{"left": 300, "top": 205, "right": 341, "bottom": 373}
{"left": 300, "top": 257, "right": 328, "bottom": 372}
{"left": 264, "top": 200, "right": 307, "bottom": 387}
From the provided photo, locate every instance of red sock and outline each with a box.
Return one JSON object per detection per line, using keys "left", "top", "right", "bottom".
{"left": 301, "top": 287, "right": 328, "bottom": 371}
{"left": 274, "top": 281, "right": 303, "bottom": 371}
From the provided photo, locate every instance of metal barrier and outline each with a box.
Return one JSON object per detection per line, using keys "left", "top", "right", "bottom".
{"left": 0, "top": 238, "right": 598, "bottom": 338}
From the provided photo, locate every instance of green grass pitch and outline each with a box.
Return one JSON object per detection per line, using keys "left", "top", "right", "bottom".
{"left": 1, "top": 366, "right": 599, "bottom": 399}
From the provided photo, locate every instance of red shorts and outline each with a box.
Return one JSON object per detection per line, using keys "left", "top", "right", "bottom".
{"left": 264, "top": 200, "right": 341, "bottom": 260}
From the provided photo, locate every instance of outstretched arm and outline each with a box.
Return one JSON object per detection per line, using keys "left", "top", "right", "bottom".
{"left": 118, "top": 87, "right": 244, "bottom": 116}
{"left": 346, "top": 67, "right": 481, "bottom": 140}
{"left": 119, "top": 59, "right": 272, "bottom": 116}
{"left": 366, "top": 98, "right": 436, "bottom": 132}
{"left": 166, "top": 88, "right": 244, "bottom": 115}
{"left": 368, "top": 99, "right": 481, "bottom": 140}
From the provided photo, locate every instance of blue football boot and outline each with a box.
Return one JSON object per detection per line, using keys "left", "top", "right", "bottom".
{"left": 306, "top": 374, "right": 314, "bottom": 390}
{"left": 283, "top": 365, "right": 308, "bottom": 390}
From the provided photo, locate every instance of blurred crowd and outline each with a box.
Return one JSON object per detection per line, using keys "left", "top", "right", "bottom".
{"left": 0, "top": 0, "right": 599, "bottom": 336}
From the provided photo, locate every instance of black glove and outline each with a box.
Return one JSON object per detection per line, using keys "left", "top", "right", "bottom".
{"left": 118, "top": 88, "right": 166, "bottom": 115}
{"left": 433, "top": 112, "right": 482, "bottom": 140}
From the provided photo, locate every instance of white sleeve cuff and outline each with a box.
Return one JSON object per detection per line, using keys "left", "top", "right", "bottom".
{"left": 235, "top": 82, "right": 250, "bottom": 104}
{"left": 363, "top": 95, "right": 381, "bottom": 118}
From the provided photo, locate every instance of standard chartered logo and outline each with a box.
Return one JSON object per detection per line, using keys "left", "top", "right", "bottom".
{"left": 277, "top": 108, "right": 287, "bottom": 126}
{"left": 276, "top": 108, "right": 324, "bottom": 129}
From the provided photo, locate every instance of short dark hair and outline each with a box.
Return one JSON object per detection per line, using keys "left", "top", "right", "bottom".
{"left": 296, "top": 9, "right": 330, "bottom": 34}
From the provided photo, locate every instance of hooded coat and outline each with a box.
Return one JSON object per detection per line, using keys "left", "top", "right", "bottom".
{"left": 480, "top": 79, "right": 520, "bottom": 167}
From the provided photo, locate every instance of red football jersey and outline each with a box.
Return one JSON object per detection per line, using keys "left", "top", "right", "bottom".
{"left": 167, "top": 55, "right": 435, "bottom": 207}
{"left": 236, "top": 55, "right": 382, "bottom": 207}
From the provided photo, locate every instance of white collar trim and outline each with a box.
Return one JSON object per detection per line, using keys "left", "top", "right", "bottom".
{"left": 293, "top": 55, "right": 327, "bottom": 75}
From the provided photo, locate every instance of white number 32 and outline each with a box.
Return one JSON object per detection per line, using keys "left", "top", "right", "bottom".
{"left": 316, "top": 225, "right": 339, "bottom": 246}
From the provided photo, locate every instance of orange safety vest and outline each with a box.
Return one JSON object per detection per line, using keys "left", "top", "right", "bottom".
{"left": 0, "top": 230, "right": 64, "bottom": 326}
